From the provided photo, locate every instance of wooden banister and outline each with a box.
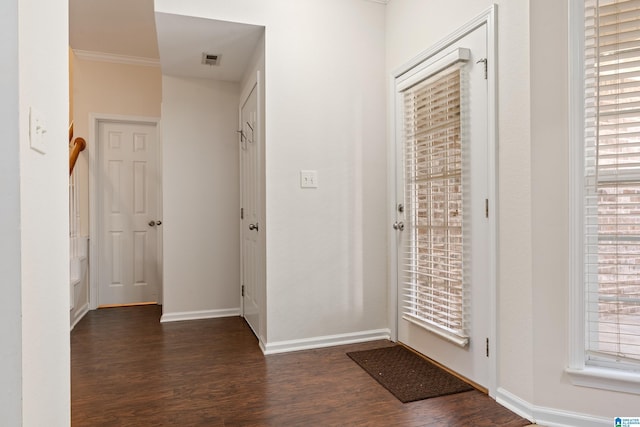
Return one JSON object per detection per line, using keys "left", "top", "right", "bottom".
{"left": 69, "top": 137, "right": 86, "bottom": 176}
{"left": 69, "top": 122, "right": 74, "bottom": 143}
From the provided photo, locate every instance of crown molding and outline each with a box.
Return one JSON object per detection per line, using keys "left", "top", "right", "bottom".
{"left": 364, "top": 0, "right": 389, "bottom": 4}
{"left": 72, "top": 49, "right": 160, "bottom": 67}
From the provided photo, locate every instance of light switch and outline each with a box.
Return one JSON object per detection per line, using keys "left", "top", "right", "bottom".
{"left": 300, "top": 170, "right": 318, "bottom": 188}
{"left": 29, "top": 107, "right": 47, "bottom": 154}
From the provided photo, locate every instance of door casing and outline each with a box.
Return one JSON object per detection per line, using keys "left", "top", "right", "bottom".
{"left": 89, "top": 113, "right": 163, "bottom": 310}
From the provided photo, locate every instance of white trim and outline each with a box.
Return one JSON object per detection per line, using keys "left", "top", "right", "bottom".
{"left": 568, "top": 0, "right": 587, "bottom": 374}
{"left": 485, "top": 5, "right": 499, "bottom": 398}
{"left": 262, "top": 329, "right": 391, "bottom": 355}
{"left": 160, "top": 308, "right": 240, "bottom": 323}
{"left": 392, "top": 6, "right": 496, "bottom": 79}
{"left": 402, "top": 315, "right": 469, "bottom": 347}
{"left": 496, "top": 388, "right": 611, "bottom": 427}
{"left": 566, "top": 366, "right": 640, "bottom": 395}
{"left": 88, "top": 114, "right": 162, "bottom": 310}
{"left": 495, "top": 388, "right": 532, "bottom": 422}
{"left": 73, "top": 49, "right": 160, "bottom": 67}
{"left": 387, "top": 69, "right": 401, "bottom": 343}
{"left": 363, "top": 0, "right": 389, "bottom": 4}
{"left": 70, "top": 302, "right": 90, "bottom": 331}
{"left": 69, "top": 255, "right": 87, "bottom": 287}
{"left": 396, "top": 47, "right": 470, "bottom": 92}
{"left": 388, "top": 4, "right": 499, "bottom": 398}
{"left": 239, "top": 72, "right": 259, "bottom": 107}
{"left": 535, "top": 408, "right": 610, "bottom": 427}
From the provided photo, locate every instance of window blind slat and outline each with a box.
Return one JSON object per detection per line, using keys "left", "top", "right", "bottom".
{"left": 598, "top": 13, "right": 640, "bottom": 32}
{"left": 596, "top": 0, "right": 640, "bottom": 16}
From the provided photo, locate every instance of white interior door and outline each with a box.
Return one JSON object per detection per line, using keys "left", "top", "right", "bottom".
{"left": 395, "top": 23, "right": 491, "bottom": 388}
{"left": 98, "top": 120, "right": 161, "bottom": 306}
{"left": 240, "top": 83, "right": 261, "bottom": 335}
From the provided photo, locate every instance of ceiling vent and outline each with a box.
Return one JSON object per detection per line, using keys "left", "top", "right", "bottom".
{"left": 202, "top": 53, "right": 220, "bottom": 66}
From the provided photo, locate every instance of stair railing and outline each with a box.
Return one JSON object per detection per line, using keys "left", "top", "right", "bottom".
{"left": 69, "top": 122, "right": 86, "bottom": 176}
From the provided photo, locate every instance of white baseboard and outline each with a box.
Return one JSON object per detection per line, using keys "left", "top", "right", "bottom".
{"left": 160, "top": 308, "right": 240, "bottom": 323}
{"left": 70, "top": 302, "right": 89, "bottom": 331}
{"left": 259, "top": 338, "right": 268, "bottom": 354}
{"left": 496, "top": 387, "right": 611, "bottom": 427}
{"left": 496, "top": 387, "right": 532, "bottom": 421}
{"left": 262, "top": 328, "right": 391, "bottom": 355}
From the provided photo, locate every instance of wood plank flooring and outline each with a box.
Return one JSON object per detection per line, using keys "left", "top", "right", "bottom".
{"left": 71, "top": 306, "right": 531, "bottom": 426}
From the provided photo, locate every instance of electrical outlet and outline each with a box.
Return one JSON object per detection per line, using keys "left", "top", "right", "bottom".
{"left": 300, "top": 170, "right": 318, "bottom": 188}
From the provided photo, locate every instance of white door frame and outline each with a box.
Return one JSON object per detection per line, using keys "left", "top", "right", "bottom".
{"left": 88, "top": 113, "right": 162, "bottom": 310}
{"left": 387, "top": 5, "right": 498, "bottom": 396}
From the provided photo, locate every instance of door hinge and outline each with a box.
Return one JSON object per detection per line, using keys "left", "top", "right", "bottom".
{"left": 486, "top": 338, "right": 490, "bottom": 357}
{"left": 241, "top": 207, "right": 244, "bottom": 220}
{"left": 242, "top": 285, "right": 245, "bottom": 297}
{"left": 477, "top": 58, "right": 488, "bottom": 79}
{"left": 485, "top": 199, "right": 489, "bottom": 218}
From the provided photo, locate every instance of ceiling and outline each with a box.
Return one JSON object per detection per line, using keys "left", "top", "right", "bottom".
{"left": 69, "top": 0, "right": 159, "bottom": 59}
{"left": 155, "top": 13, "right": 264, "bottom": 82}
{"left": 69, "top": 0, "right": 264, "bottom": 82}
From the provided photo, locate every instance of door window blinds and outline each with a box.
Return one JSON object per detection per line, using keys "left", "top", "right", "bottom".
{"left": 401, "top": 63, "right": 469, "bottom": 347}
{"left": 584, "top": 0, "right": 640, "bottom": 369}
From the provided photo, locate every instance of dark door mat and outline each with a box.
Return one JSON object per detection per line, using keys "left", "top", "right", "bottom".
{"left": 347, "top": 345, "right": 475, "bottom": 403}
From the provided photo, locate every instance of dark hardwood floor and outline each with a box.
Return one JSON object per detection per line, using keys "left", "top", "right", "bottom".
{"left": 71, "top": 306, "right": 530, "bottom": 426}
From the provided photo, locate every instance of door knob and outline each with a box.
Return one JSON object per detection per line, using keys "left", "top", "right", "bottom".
{"left": 393, "top": 221, "right": 404, "bottom": 231}
{"left": 249, "top": 223, "right": 259, "bottom": 231}
{"left": 156, "top": 221, "right": 162, "bottom": 226}
{"left": 148, "top": 220, "right": 156, "bottom": 227}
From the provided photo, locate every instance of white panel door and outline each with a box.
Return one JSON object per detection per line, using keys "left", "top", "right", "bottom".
{"left": 241, "top": 83, "right": 261, "bottom": 335}
{"left": 98, "top": 121, "right": 160, "bottom": 306}
{"left": 395, "top": 23, "right": 491, "bottom": 388}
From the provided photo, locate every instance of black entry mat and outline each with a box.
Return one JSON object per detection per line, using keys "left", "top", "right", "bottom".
{"left": 347, "top": 345, "right": 474, "bottom": 403}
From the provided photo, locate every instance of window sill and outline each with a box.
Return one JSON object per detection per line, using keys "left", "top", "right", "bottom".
{"left": 566, "top": 366, "right": 640, "bottom": 395}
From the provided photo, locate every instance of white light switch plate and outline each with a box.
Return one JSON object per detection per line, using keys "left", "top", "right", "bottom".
{"left": 300, "top": 170, "right": 318, "bottom": 188}
{"left": 29, "top": 107, "right": 47, "bottom": 154}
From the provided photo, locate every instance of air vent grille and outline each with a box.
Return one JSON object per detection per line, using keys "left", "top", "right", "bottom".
{"left": 201, "top": 53, "right": 220, "bottom": 66}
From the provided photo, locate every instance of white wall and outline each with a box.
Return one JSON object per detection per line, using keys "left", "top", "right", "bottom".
{"left": 0, "top": 0, "right": 22, "bottom": 424}
{"left": 155, "top": 0, "right": 389, "bottom": 348}
{"left": 161, "top": 76, "right": 241, "bottom": 318}
{"left": 18, "top": 0, "right": 70, "bottom": 424}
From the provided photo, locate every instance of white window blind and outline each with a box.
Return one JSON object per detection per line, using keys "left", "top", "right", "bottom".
{"left": 401, "top": 63, "right": 469, "bottom": 347}
{"left": 584, "top": 0, "right": 640, "bottom": 369}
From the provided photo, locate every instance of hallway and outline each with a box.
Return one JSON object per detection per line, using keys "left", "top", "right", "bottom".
{"left": 71, "top": 306, "right": 529, "bottom": 426}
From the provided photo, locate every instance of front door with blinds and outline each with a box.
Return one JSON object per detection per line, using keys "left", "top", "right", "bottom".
{"left": 394, "top": 21, "right": 491, "bottom": 388}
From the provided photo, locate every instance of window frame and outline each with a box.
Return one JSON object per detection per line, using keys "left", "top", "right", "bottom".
{"left": 567, "top": 0, "right": 640, "bottom": 394}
